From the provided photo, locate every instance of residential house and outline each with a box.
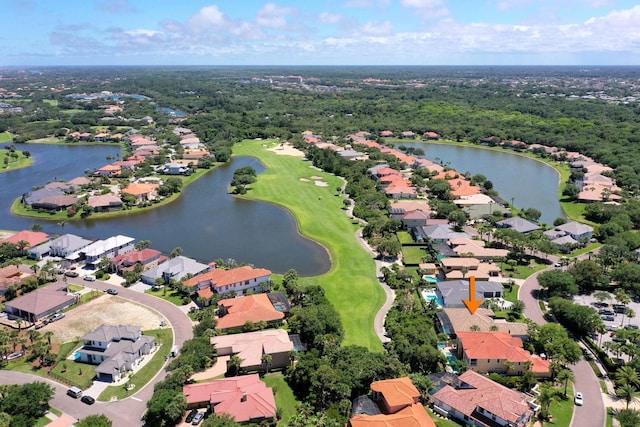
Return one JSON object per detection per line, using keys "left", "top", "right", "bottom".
{"left": 183, "top": 374, "right": 276, "bottom": 423}
{"left": 184, "top": 265, "right": 272, "bottom": 299}
{"left": 546, "top": 221, "right": 594, "bottom": 242}
{"left": 4, "top": 283, "right": 76, "bottom": 322}
{"left": 215, "top": 294, "right": 285, "bottom": 331}
{"left": 401, "top": 131, "right": 416, "bottom": 139}
{"left": 77, "top": 325, "right": 155, "bottom": 383}
{"left": 413, "top": 224, "right": 471, "bottom": 243}
{"left": 162, "top": 163, "right": 189, "bottom": 175}
{"left": 141, "top": 255, "right": 210, "bottom": 285}
{"left": 389, "top": 200, "right": 431, "bottom": 220}
{"left": 121, "top": 182, "right": 159, "bottom": 204}
{"left": 22, "top": 187, "right": 65, "bottom": 206}
{"left": 436, "top": 308, "right": 529, "bottom": 340}
{"left": 42, "top": 234, "right": 93, "bottom": 259}
{"left": 32, "top": 195, "right": 78, "bottom": 211}
{"left": 424, "top": 131, "right": 440, "bottom": 140}
{"left": 439, "top": 257, "right": 501, "bottom": 281}
{"left": 78, "top": 235, "right": 135, "bottom": 266}
{"left": 211, "top": 329, "right": 294, "bottom": 372}
{"left": 380, "top": 130, "right": 394, "bottom": 138}
{"left": 348, "top": 377, "right": 435, "bottom": 427}
{"left": 449, "top": 238, "right": 509, "bottom": 260}
{"left": 496, "top": 217, "right": 541, "bottom": 234}
{"left": 2, "top": 230, "right": 50, "bottom": 250}
{"left": 456, "top": 331, "right": 551, "bottom": 377}
{"left": 94, "top": 164, "right": 122, "bottom": 177}
{"left": 87, "top": 194, "right": 123, "bottom": 212}
{"left": 0, "top": 265, "right": 32, "bottom": 297}
{"left": 110, "top": 248, "right": 167, "bottom": 274}
{"left": 401, "top": 210, "right": 430, "bottom": 228}
{"left": 432, "top": 370, "right": 536, "bottom": 427}
{"left": 436, "top": 280, "right": 503, "bottom": 308}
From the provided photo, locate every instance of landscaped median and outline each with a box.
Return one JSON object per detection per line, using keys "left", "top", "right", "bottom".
{"left": 232, "top": 139, "right": 385, "bottom": 352}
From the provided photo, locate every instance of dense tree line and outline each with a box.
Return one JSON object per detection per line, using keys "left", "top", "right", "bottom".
{"left": 0, "top": 382, "right": 54, "bottom": 427}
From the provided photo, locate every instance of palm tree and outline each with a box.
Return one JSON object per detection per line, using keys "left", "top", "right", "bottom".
{"left": 43, "top": 331, "right": 54, "bottom": 346}
{"left": 556, "top": 368, "right": 575, "bottom": 397}
{"left": 470, "top": 324, "right": 480, "bottom": 331}
{"left": 617, "top": 366, "right": 640, "bottom": 388}
{"left": 616, "top": 408, "right": 640, "bottom": 427}
{"left": 537, "top": 384, "right": 558, "bottom": 424}
{"left": 227, "top": 355, "right": 243, "bottom": 376}
{"left": 617, "top": 383, "right": 640, "bottom": 409}
{"left": 627, "top": 309, "right": 636, "bottom": 326}
{"left": 261, "top": 353, "right": 273, "bottom": 373}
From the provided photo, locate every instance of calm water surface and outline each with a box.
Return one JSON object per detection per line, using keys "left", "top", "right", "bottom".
{"left": 403, "top": 142, "right": 565, "bottom": 225}
{"left": 0, "top": 143, "right": 330, "bottom": 276}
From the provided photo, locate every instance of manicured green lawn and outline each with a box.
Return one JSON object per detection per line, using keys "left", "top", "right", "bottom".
{"left": 68, "top": 284, "right": 84, "bottom": 293}
{"left": 503, "top": 284, "right": 520, "bottom": 303}
{"left": 0, "top": 149, "right": 33, "bottom": 172}
{"left": 402, "top": 245, "right": 429, "bottom": 265}
{"left": 499, "top": 262, "right": 546, "bottom": 280}
{"left": 233, "top": 139, "right": 384, "bottom": 351}
{"left": 427, "top": 408, "right": 464, "bottom": 426}
{"left": 546, "top": 385, "right": 574, "bottom": 426}
{"left": 50, "top": 357, "right": 96, "bottom": 389}
{"left": 263, "top": 373, "right": 298, "bottom": 424}
{"left": 397, "top": 231, "right": 414, "bottom": 244}
{"left": 145, "top": 287, "right": 189, "bottom": 306}
{"left": 0, "top": 132, "right": 13, "bottom": 143}
{"left": 98, "top": 329, "right": 172, "bottom": 401}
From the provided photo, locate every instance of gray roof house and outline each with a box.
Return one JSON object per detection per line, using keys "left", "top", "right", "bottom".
{"left": 436, "top": 280, "right": 504, "bottom": 308}
{"left": 141, "top": 255, "right": 210, "bottom": 285}
{"left": 44, "top": 234, "right": 94, "bottom": 258}
{"left": 78, "top": 324, "right": 155, "bottom": 383}
{"left": 496, "top": 217, "right": 541, "bottom": 234}
{"left": 22, "top": 187, "right": 65, "bottom": 205}
{"left": 413, "top": 224, "right": 471, "bottom": 243}
{"left": 553, "top": 221, "right": 594, "bottom": 241}
{"left": 4, "top": 283, "right": 76, "bottom": 322}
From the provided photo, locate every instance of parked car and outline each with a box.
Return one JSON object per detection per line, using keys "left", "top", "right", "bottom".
{"left": 83, "top": 275, "right": 96, "bottom": 282}
{"left": 185, "top": 409, "right": 198, "bottom": 423}
{"left": 66, "top": 386, "right": 82, "bottom": 399}
{"left": 49, "top": 313, "right": 65, "bottom": 322}
{"left": 613, "top": 336, "right": 627, "bottom": 343}
{"left": 614, "top": 305, "right": 628, "bottom": 314}
{"left": 607, "top": 325, "right": 619, "bottom": 331}
{"left": 191, "top": 413, "right": 204, "bottom": 425}
{"left": 64, "top": 270, "right": 79, "bottom": 277}
{"left": 574, "top": 392, "right": 583, "bottom": 406}
{"left": 106, "top": 288, "right": 118, "bottom": 295}
{"left": 80, "top": 395, "right": 95, "bottom": 405}
{"left": 625, "top": 324, "right": 639, "bottom": 330}
{"left": 599, "top": 308, "right": 615, "bottom": 315}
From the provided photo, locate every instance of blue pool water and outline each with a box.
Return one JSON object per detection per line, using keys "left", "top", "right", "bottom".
{"left": 421, "top": 289, "right": 444, "bottom": 307}
{"left": 74, "top": 351, "right": 81, "bottom": 361}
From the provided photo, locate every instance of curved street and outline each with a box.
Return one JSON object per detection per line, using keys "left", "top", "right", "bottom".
{"left": 520, "top": 268, "right": 605, "bottom": 427}
{"left": 0, "top": 279, "right": 195, "bottom": 425}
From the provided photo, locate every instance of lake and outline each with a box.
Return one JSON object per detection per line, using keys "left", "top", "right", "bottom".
{"left": 402, "top": 142, "right": 565, "bottom": 225}
{"left": 0, "top": 143, "right": 331, "bottom": 276}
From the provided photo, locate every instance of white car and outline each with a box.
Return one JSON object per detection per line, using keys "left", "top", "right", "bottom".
{"left": 574, "top": 392, "right": 583, "bottom": 406}
{"left": 83, "top": 275, "right": 96, "bottom": 281}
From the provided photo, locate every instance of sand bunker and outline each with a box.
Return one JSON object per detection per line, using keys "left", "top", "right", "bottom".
{"left": 268, "top": 142, "right": 304, "bottom": 157}
{"left": 314, "top": 181, "right": 329, "bottom": 187}
{"left": 299, "top": 178, "right": 310, "bottom": 182}
{"left": 310, "top": 175, "right": 323, "bottom": 180}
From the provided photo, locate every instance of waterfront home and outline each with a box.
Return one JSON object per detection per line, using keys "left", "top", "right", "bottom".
{"left": 183, "top": 374, "right": 276, "bottom": 423}
{"left": 215, "top": 294, "right": 285, "bottom": 331}
{"left": 141, "top": 255, "right": 210, "bottom": 285}
{"left": 548, "top": 221, "right": 594, "bottom": 241}
{"left": 78, "top": 324, "right": 155, "bottom": 383}
{"left": 456, "top": 331, "right": 551, "bottom": 377}
{"left": 432, "top": 370, "right": 535, "bottom": 427}
{"left": 87, "top": 194, "right": 123, "bottom": 212}
{"left": 4, "top": 283, "right": 76, "bottom": 322}
{"left": 161, "top": 163, "right": 189, "bottom": 175}
{"left": 76, "top": 235, "right": 135, "bottom": 266}
{"left": 121, "top": 182, "right": 159, "bottom": 204}
{"left": 30, "top": 233, "right": 93, "bottom": 260}
{"left": 1, "top": 230, "right": 50, "bottom": 250}
{"left": 348, "top": 377, "right": 435, "bottom": 427}
{"left": 496, "top": 217, "right": 541, "bottom": 234}
{"left": 94, "top": 164, "right": 122, "bottom": 177}
{"left": 210, "top": 329, "right": 294, "bottom": 372}
{"left": 183, "top": 265, "right": 272, "bottom": 298}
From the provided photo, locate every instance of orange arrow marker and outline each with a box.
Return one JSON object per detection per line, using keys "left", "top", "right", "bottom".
{"left": 463, "top": 276, "right": 483, "bottom": 315}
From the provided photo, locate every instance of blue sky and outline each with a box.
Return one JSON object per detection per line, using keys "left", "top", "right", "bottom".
{"left": 2, "top": 0, "right": 640, "bottom": 66}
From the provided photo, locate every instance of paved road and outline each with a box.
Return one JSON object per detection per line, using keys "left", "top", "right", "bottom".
{"left": 520, "top": 268, "right": 605, "bottom": 427}
{"left": 0, "top": 279, "right": 195, "bottom": 425}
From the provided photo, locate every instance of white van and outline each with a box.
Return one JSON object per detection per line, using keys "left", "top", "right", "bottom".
{"left": 67, "top": 386, "right": 82, "bottom": 398}
{"left": 170, "top": 345, "right": 179, "bottom": 357}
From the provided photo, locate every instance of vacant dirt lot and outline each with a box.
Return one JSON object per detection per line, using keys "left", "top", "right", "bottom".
{"left": 43, "top": 295, "right": 166, "bottom": 343}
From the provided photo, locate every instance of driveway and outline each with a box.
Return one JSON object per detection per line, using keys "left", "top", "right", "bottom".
{"left": 2, "top": 277, "right": 195, "bottom": 424}
{"left": 520, "top": 267, "right": 605, "bottom": 427}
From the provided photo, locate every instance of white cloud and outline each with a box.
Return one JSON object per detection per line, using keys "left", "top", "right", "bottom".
{"left": 188, "top": 5, "right": 230, "bottom": 33}
{"left": 350, "top": 21, "right": 394, "bottom": 37}
{"left": 256, "top": 3, "right": 294, "bottom": 29}
{"left": 319, "top": 12, "right": 343, "bottom": 25}
{"left": 401, "top": 0, "right": 450, "bottom": 18}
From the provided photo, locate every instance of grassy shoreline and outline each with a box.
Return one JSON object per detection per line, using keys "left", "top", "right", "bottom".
{"left": 233, "top": 139, "right": 384, "bottom": 351}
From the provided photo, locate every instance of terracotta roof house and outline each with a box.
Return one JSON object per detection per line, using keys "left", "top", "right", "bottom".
{"left": 424, "top": 131, "right": 440, "bottom": 140}
{"left": 4, "top": 283, "right": 76, "bottom": 322}
{"left": 183, "top": 265, "right": 272, "bottom": 298}
{"left": 436, "top": 280, "right": 503, "bottom": 308}
{"left": 78, "top": 325, "right": 155, "bottom": 383}
{"left": 2, "top": 230, "right": 49, "bottom": 249}
{"left": 401, "top": 210, "right": 430, "bottom": 228}
{"left": 110, "top": 248, "right": 167, "bottom": 273}
{"left": 211, "top": 329, "right": 294, "bottom": 372}
{"left": 389, "top": 200, "right": 431, "bottom": 217}
{"left": 449, "top": 238, "right": 509, "bottom": 260}
{"left": 496, "top": 217, "right": 541, "bottom": 234}
{"left": 87, "top": 194, "right": 123, "bottom": 212}
{"left": 216, "top": 294, "right": 285, "bottom": 330}
{"left": 348, "top": 377, "right": 435, "bottom": 427}
{"left": 0, "top": 265, "right": 32, "bottom": 297}
{"left": 380, "top": 130, "right": 394, "bottom": 138}
{"left": 436, "top": 308, "right": 529, "bottom": 339}
{"left": 94, "top": 164, "right": 122, "bottom": 177}
{"left": 121, "top": 182, "right": 159, "bottom": 204}
{"left": 456, "top": 331, "right": 551, "bottom": 377}
{"left": 141, "top": 255, "right": 210, "bottom": 285}
{"left": 183, "top": 374, "right": 276, "bottom": 423}
{"left": 401, "top": 131, "right": 416, "bottom": 139}
{"left": 385, "top": 183, "right": 418, "bottom": 199}
{"left": 67, "top": 176, "right": 92, "bottom": 187}
{"left": 432, "top": 370, "right": 535, "bottom": 427}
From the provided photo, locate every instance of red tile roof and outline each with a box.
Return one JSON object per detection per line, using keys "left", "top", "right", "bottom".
{"left": 2, "top": 230, "right": 49, "bottom": 247}
{"left": 216, "top": 294, "right": 284, "bottom": 330}
{"left": 349, "top": 403, "right": 435, "bottom": 427}
{"left": 371, "top": 377, "right": 420, "bottom": 409}
{"left": 183, "top": 374, "right": 276, "bottom": 423}
{"left": 183, "top": 266, "right": 271, "bottom": 297}
{"left": 121, "top": 182, "right": 159, "bottom": 196}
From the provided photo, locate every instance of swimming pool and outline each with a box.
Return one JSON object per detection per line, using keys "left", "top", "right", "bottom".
{"left": 422, "top": 275, "right": 439, "bottom": 284}
{"left": 420, "top": 289, "right": 444, "bottom": 307}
